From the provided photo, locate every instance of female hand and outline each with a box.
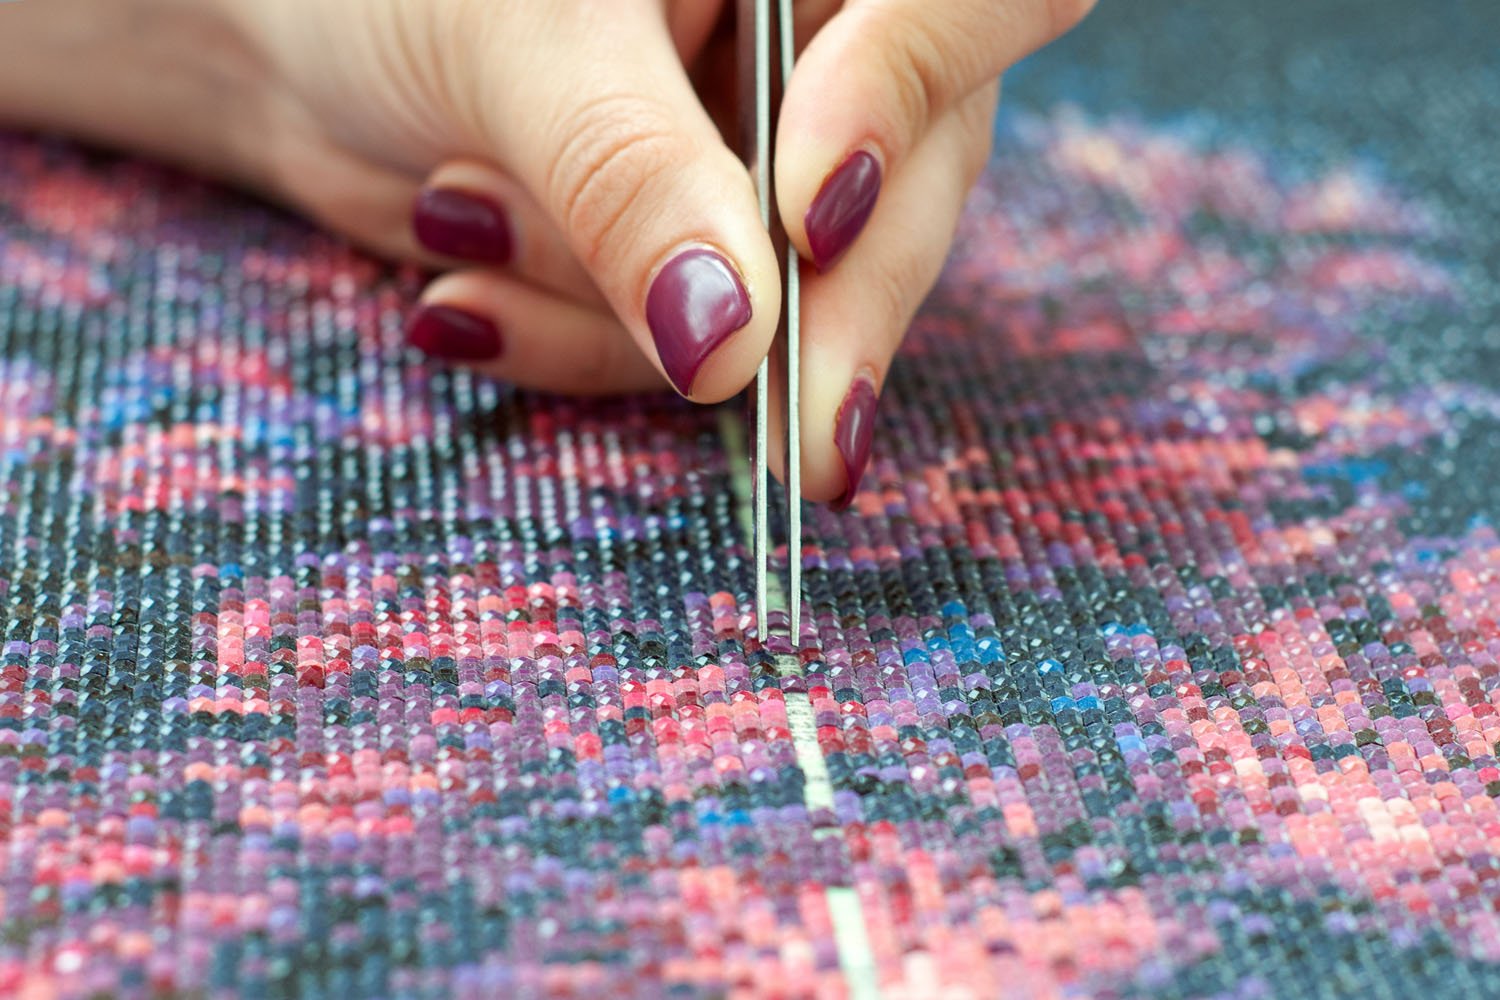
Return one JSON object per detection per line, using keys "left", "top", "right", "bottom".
{"left": 0, "top": 0, "right": 1093, "bottom": 505}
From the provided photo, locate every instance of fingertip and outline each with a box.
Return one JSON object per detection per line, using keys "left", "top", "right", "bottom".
{"left": 405, "top": 302, "right": 505, "bottom": 362}
{"left": 794, "top": 352, "right": 883, "bottom": 508}
{"left": 774, "top": 14, "right": 895, "bottom": 271}
{"left": 643, "top": 243, "right": 778, "bottom": 402}
{"left": 790, "top": 99, "right": 993, "bottom": 508}
{"left": 803, "top": 149, "right": 883, "bottom": 271}
{"left": 411, "top": 185, "right": 514, "bottom": 265}
{"left": 408, "top": 270, "right": 664, "bottom": 395}
{"left": 829, "top": 371, "right": 880, "bottom": 509}
{"left": 414, "top": 159, "right": 607, "bottom": 305}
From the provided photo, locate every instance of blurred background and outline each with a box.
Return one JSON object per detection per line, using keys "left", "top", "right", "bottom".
{"left": 1001, "top": 0, "right": 1499, "bottom": 383}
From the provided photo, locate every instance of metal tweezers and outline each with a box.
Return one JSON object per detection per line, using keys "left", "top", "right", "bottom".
{"left": 738, "top": 0, "right": 800, "bottom": 643}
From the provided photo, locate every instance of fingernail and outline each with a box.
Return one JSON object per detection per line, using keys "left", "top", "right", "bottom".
{"left": 405, "top": 304, "right": 503, "bottom": 361}
{"left": 645, "top": 247, "right": 752, "bottom": 396}
{"left": 832, "top": 375, "right": 879, "bottom": 510}
{"left": 804, "top": 151, "right": 881, "bottom": 271}
{"left": 412, "top": 187, "right": 514, "bottom": 264}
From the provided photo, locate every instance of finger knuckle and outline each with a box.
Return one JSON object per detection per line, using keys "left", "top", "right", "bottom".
{"left": 544, "top": 94, "right": 684, "bottom": 268}
{"left": 315, "top": 3, "right": 452, "bottom": 155}
{"left": 870, "top": 241, "right": 931, "bottom": 332}
{"left": 432, "top": 1, "right": 495, "bottom": 104}
{"left": 867, "top": 7, "right": 950, "bottom": 141}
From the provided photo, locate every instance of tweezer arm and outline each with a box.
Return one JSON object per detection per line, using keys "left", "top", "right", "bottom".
{"left": 781, "top": 0, "right": 801, "bottom": 646}
{"left": 737, "top": 0, "right": 801, "bottom": 644}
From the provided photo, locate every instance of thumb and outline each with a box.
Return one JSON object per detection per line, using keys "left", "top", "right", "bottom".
{"left": 466, "top": 1, "right": 779, "bottom": 402}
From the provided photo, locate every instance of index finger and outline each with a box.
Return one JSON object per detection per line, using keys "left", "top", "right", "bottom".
{"left": 775, "top": 0, "right": 1095, "bottom": 269}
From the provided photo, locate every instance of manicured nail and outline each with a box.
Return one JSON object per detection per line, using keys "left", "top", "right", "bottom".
{"left": 412, "top": 188, "right": 514, "bottom": 264}
{"left": 804, "top": 151, "right": 881, "bottom": 271}
{"left": 832, "top": 375, "right": 879, "bottom": 510}
{"left": 405, "top": 304, "right": 503, "bottom": 361}
{"left": 645, "top": 247, "right": 752, "bottom": 396}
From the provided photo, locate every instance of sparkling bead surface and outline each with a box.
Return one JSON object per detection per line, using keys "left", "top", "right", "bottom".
{"left": 2, "top": 2, "right": 1499, "bottom": 997}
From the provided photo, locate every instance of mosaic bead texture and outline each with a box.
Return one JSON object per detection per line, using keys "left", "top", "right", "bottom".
{"left": 2, "top": 0, "right": 1499, "bottom": 997}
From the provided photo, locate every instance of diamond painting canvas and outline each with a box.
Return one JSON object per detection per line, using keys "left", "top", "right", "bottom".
{"left": 1, "top": 0, "right": 1498, "bottom": 997}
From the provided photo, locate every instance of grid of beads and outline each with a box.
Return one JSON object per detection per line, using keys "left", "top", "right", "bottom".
{"left": 794, "top": 113, "right": 1499, "bottom": 998}
{"left": 0, "top": 139, "right": 846, "bottom": 999}
{"left": 1, "top": 32, "right": 1499, "bottom": 1000}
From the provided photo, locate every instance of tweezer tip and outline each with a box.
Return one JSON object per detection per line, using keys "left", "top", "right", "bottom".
{"left": 746, "top": 0, "right": 803, "bottom": 655}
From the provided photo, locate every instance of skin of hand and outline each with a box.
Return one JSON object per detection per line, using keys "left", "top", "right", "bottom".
{"left": 0, "top": 0, "right": 1094, "bottom": 506}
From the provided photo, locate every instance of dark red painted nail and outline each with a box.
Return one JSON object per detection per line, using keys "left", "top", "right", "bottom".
{"left": 645, "top": 248, "right": 751, "bottom": 396}
{"left": 831, "top": 376, "right": 879, "bottom": 510}
{"left": 412, "top": 187, "right": 514, "bottom": 264}
{"left": 804, "top": 151, "right": 881, "bottom": 271}
{"left": 405, "top": 304, "right": 503, "bottom": 361}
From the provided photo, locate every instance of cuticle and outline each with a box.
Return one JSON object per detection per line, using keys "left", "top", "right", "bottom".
{"left": 824, "top": 145, "right": 884, "bottom": 190}
{"left": 846, "top": 367, "right": 880, "bottom": 400}
{"left": 645, "top": 242, "right": 749, "bottom": 303}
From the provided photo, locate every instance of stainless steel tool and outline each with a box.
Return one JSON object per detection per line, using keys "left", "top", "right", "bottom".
{"left": 739, "top": 0, "right": 801, "bottom": 643}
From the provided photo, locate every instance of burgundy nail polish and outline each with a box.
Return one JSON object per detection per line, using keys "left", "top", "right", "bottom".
{"left": 405, "top": 304, "right": 503, "bottom": 361}
{"left": 412, "top": 188, "right": 514, "bottom": 264}
{"left": 832, "top": 376, "right": 879, "bottom": 510}
{"left": 645, "top": 248, "right": 752, "bottom": 396}
{"left": 804, "top": 151, "right": 882, "bottom": 271}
